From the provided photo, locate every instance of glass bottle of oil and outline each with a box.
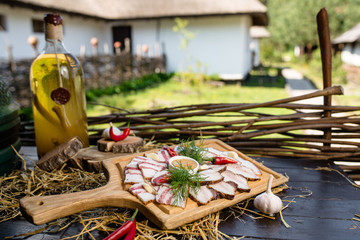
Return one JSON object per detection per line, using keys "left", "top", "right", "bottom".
{"left": 30, "top": 13, "right": 89, "bottom": 157}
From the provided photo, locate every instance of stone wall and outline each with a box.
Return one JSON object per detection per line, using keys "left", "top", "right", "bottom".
{"left": 1, "top": 53, "right": 166, "bottom": 107}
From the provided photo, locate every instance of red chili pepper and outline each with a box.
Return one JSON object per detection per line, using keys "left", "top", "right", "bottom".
{"left": 157, "top": 175, "right": 170, "bottom": 183}
{"left": 103, "top": 209, "right": 138, "bottom": 240}
{"left": 110, "top": 122, "right": 131, "bottom": 142}
{"left": 124, "top": 218, "right": 137, "bottom": 240}
{"left": 164, "top": 146, "right": 177, "bottom": 157}
{"left": 213, "top": 156, "right": 238, "bottom": 165}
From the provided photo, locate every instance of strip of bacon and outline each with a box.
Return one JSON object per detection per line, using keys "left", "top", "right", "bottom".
{"left": 157, "top": 149, "right": 172, "bottom": 163}
{"left": 226, "top": 164, "right": 260, "bottom": 181}
{"left": 129, "top": 183, "right": 156, "bottom": 204}
{"left": 124, "top": 171, "right": 144, "bottom": 184}
{"left": 208, "top": 181, "right": 237, "bottom": 200}
{"left": 151, "top": 170, "right": 170, "bottom": 185}
{"left": 189, "top": 185, "right": 214, "bottom": 205}
{"left": 156, "top": 184, "right": 186, "bottom": 208}
{"left": 221, "top": 170, "right": 250, "bottom": 192}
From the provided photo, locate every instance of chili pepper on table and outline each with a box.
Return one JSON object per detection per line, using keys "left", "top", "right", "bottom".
{"left": 163, "top": 146, "right": 178, "bottom": 157}
{"left": 124, "top": 219, "right": 137, "bottom": 240}
{"left": 110, "top": 122, "right": 131, "bottom": 142}
{"left": 103, "top": 209, "right": 138, "bottom": 240}
{"left": 213, "top": 156, "right": 238, "bottom": 165}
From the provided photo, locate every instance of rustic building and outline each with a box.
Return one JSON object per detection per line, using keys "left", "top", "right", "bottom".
{"left": 0, "top": 0, "right": 268, "bottom": 79}
{"left": 332, "top": 23, "right": 360, "bottom": 67}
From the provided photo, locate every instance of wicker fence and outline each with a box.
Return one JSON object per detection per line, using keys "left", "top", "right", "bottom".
{"left": 83, "top": 86, "right": 360, "bottom": 180}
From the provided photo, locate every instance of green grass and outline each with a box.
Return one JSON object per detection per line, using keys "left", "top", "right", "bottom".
{"left": 86, "top": 78, "right": 291, "bottom": 116}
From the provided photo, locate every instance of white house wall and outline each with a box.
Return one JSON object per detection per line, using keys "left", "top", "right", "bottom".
{"left": 116, "top": 15, "right": 252, "bottom": 78}
{"left": 0, "top": 4, "right": 111, "bottom": 60}
{"left": 1, "top": 4, "right": 253, "bottom": 77}
{"left": 341, "top": 43, "right": 360, "bottom": 67}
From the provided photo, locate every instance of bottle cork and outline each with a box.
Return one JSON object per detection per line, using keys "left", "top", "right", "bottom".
{"left": 44, "top": 13, "right": 63, "bottom": 41}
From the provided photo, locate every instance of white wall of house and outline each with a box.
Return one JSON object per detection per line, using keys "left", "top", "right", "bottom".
{"left": 0, "top": 4, "right": 111, "bottom": 60}
{"left": 341, "top": 43, "right": 360, "bottom": 67}
{"left": 250, "top": 38, "right": 260, "bottom": 67}
{"left": 1, "top": 4, "right": 253, "bottom": 78}
{"left": 163, "top": 15, "right": 252, "bottom": 79}
{"left": 117, "top": 15, "right": 253, "bottom": 78}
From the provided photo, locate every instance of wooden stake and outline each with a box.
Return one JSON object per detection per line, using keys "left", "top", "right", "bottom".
{"left": 317, "top": 8, "right": 332, "bottom": 147}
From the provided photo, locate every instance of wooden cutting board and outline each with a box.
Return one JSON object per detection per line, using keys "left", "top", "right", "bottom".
{"left": 20, "top": 139, "right": 288, "bottom": 229}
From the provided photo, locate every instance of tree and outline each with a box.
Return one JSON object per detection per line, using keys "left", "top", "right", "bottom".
{"left": 267, "top": 0, "right": 360, "bottom": 60}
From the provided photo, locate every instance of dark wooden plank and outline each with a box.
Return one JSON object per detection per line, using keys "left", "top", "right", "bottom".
{"left": 257, "top": 157, "right": 336, "bottom": 169}
{"left": 287, "top": 181, "right": 360, "bottom": 200}
{"left": 0, "top": 218, "right": 106, "bottom": 240}
{"left": 282, "top": 198, "right": 359, "bottom": 219}
{"left": 274, "top": 167, "right": 350, "bottom": 183}
{"left": 219, "top": 214, "right": 358, "bottom": 240}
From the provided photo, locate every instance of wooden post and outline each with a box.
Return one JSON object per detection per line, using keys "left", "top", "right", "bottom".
{"left": 317, "top": 8, "right": 332, "bottom": 148}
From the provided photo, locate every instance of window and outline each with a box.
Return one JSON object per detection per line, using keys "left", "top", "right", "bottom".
{"left": 0, "top": 15, "right": 6, "bottom": 31}
{"left": 32, "top": 19, "right": 44, "bottom": 33}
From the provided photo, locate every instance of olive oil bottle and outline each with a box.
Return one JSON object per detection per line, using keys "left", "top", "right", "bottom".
{"left": 30, "top": 13, "right": 88, "bottom": 157}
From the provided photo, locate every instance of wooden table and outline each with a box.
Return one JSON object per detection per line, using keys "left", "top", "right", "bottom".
{"left": 1, "top": 146, "right": 359, "bottom": 239}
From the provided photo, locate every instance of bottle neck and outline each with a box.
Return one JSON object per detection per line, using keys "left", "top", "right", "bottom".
{"left": 42, "top": 23, "right": 68, "bottom": 54}
{"left": 43, "top": 39, "right": 68, "bottom": 54}
{"left": 45, "top": 23, "right": 63, "bottom": 41}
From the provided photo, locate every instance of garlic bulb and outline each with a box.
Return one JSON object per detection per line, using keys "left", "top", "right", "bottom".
{"left": 102, "top": 126, "right": 121, "bottom": 139}
{"left": 254, "top": 174, "right": 283, "bottom": 216}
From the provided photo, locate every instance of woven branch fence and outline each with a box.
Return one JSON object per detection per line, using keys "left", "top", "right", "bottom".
{"left": 86, "top": 85, "right": 360, "bottom": 164}
{"left": 20, "top": 85, "right": 360, "bottom": 180}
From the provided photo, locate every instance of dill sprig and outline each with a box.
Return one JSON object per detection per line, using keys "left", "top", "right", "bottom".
{"left": 169, "top": 166, "right": 205, "bottom": 205}
{"left": 177, "top": 138, "right": 211, "bottom": 164}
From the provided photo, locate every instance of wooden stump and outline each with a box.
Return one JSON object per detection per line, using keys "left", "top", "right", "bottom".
{"left": 70, "top": 147, "right": 130, "bottom": 172}
{"left": 36, "top": 137, "right": 84, "bottom": 171}
{"left": 97, "top": 136, "right": 143, "bottom": 153}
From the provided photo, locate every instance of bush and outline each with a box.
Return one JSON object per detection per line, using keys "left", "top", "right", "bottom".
{"left": 85, "top": 73, "right": 174, "bottom": 101}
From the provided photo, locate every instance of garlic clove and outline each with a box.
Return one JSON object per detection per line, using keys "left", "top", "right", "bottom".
{"left": 102, "top": 126, "right": 121, "bottom": 140}
{"left": 143, "top": 181, "right": 156, "bottom": 194}
{"left": 254, "top": 174, "right": 283, "bottom": 216}
{"left": 226, "top": 151, "right": 238, "bottom": 159}
{"left": 199, "top": 165, "right": 210, "bottom": 171}
{"left": 146, "top": 153, "right": 160, "bottom": 162}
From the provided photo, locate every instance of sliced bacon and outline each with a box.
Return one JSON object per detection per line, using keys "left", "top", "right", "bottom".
{"left": 124, "top": 171, "right": 144, "bottom": 184}
{"left": 226, "top": 164, "right": 260, "bottom": 181}
{"left": 129, "top": 183, "right": 155, "bottom": 204}
{"left": 156, "top": 184, "right": 173, "bottom": 204}
{"left": 156, "top": 184, "right": 186, "bottom": 208}
{"left": 151, "top": 170, "right": 171, "bottom": 185}
{"left": 205, "top": 147, "right": 226, "bottom": 157}
{"left": 189, "top": 185, "right": 214, "bottom": 205}
{"left": 139, "top": 161, "right": 167, "bottom": 180}
{"left": 208, "top": 181, "right": 236, "bottom": 200}
{"left": 221, "top": 170, "right": 250, "bottom": 192}
{"left": 206, "top": 164, "right": 227, "bottom": 173}
{"left": 125, "top": 168, "right": 142, "bottom": 174}
{"left": 125, "top": 156, "right": 149, "bottom": 170}
{"left": 157, "top": 149, "right": 172, "bottom": 163}
{"left": 199, "top": 169, "right": 223, "bottom": 185}
{"left": 236, "top": 158, "right": 262, "bottom": 176}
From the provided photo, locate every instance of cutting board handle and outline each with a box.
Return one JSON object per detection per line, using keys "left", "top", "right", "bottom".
{"left": 20, "top": 184, "right": 134, "bottom": 225}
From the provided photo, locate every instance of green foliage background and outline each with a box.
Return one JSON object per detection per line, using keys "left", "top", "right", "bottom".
{"left": 266, "top": 0, "right": 360, "bottom": 49}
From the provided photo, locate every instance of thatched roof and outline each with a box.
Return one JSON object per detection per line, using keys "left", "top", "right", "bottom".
{"left": 332, "top": 23, "right": 360, "bottom": 44}
{"left": 1, "top": 0, "right": 268, "bottom": 25}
